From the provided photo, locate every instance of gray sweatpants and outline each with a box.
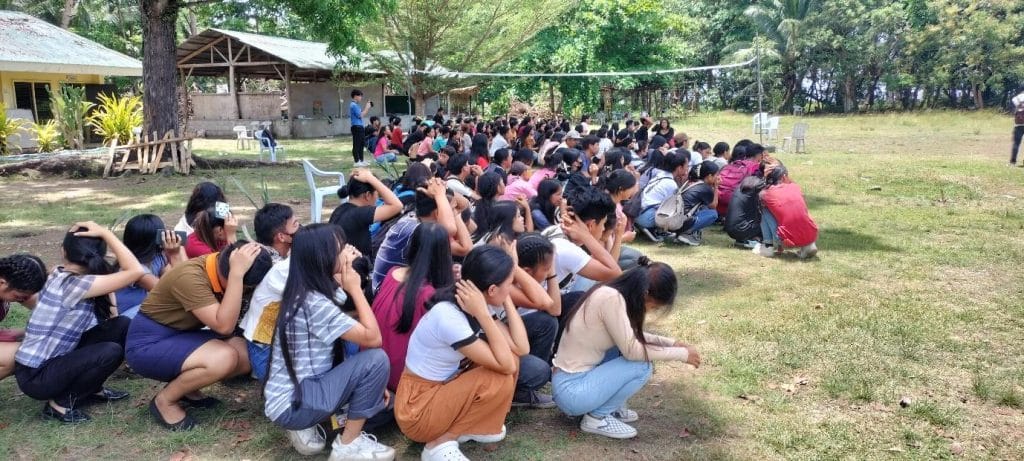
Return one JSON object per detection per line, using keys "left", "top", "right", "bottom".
{"left": 272, "top": 348, "right": 390, "bottom": 430}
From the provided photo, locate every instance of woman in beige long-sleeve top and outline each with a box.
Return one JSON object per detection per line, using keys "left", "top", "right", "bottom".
{"left": 552, "top": 256, "right": 702, "bottom": 439}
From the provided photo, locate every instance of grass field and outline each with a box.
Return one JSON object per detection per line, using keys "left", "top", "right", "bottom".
{"left": 1, "top": 111, "right": 1023, "bottom": 460}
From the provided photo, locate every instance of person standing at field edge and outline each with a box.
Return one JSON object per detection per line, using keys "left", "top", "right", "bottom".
{"left": 1011, "top": 90, "right": 1024, "bottom": 167}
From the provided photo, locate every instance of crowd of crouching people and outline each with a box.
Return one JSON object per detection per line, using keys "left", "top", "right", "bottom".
{"left": 0, "top": 112, "right": 817, "bottom": 461}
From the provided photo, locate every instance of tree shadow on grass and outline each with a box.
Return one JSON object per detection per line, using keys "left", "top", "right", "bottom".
{"left": 818, "top": 227, "right": 898, "bottom": 253}
{"left": 677, "top": 267, "right": 745, "bottom": 299}
{"left": 805, "top": 194, "right": 846, "bottom": 211}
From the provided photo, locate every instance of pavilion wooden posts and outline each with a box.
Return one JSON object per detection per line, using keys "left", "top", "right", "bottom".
{"left": 103, "top": 130, "right": 195, "bottom": 177}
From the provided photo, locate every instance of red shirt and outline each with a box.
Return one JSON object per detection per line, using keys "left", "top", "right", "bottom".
{"left": 184, "top": 232, "right": 226, "bottom": 258}
{"left": 760, "top": 182, "right": 818, "bottom": 247}
{"left": 390, "top": 127, "right": 403, "bottom": 148}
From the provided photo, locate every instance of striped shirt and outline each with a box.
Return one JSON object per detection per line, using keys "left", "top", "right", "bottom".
{"left": 264, "top": 291, "right": 355, "bottom": 420}
{"left": 15, "top": 268, "right": 98, "bottom": 368}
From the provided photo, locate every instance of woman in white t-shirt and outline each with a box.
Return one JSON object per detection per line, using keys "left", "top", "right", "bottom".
{"left": 395, "top": 245, "right": 528, "bottom": 461}
{"left": 263, "top": 224, "right": 395, "bottom": 460}
{"left": 552, "top": 258, "right": 701, "bottom": 440}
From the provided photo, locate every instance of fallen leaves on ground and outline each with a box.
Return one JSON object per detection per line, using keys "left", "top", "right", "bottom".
{"left": 168, "top": 448, "right": 194, "bottom": 461}
{"left": 678, "top": 427, "right": 692, "bottom": 438}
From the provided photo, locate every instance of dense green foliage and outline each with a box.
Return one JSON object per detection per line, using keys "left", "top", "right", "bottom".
{"left": 2, "top": 0, "right": 1021, "bottom": 114}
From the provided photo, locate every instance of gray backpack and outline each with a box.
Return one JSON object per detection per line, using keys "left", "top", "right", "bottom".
{"left": 654, "top": 182, "right": 701, "bottom": 231}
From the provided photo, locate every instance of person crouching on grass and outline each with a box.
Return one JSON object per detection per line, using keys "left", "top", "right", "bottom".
{"left": 395, "top": 245, "right": 529, "bottom": 461}
{"left": 15, "top": 222, "right": 146, "bottom": 423}
{"left": 753, "top": 163, "right": 819, "bottom": 259}
{"left": 263, "top": 224, "right": 396, "bottom": 461}
{"left": 0, "top": 254, "right": 48, "bottom": 382}
{"left": 551, "top": 257, "right": 701, "bottom": 439}
{"left": 125, "top": 241, "right": 272, "bottom": 430}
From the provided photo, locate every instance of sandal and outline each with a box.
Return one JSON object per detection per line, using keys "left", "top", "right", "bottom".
{"left": 149, "top": 398, "right": 197, "bottom": 431}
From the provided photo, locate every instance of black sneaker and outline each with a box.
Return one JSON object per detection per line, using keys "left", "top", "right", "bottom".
{"left": 42, "top": 403, "right": 91, "bottom": 423}
{"left": 676, "top": 233, "right": 701, "bottom": 246}
{"left": 512, "top": 390, "right": 557, "bottom": 409}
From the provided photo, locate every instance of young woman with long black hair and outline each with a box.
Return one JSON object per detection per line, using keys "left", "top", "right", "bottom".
{"left": 395, "top": 245, "right": 529, "bottom": 461}
{"left": 529, "top": 179, "right": 563, "bottom": 230}
{"left": 174, "top": 181, "right": 227, "bottom": 235}
{"left": 264, "top": 224, "right": 395, "bottom": 460}
{"left": 552, "top": 257, "right": 700, "bottom": 439}
{"left": 116, "top": 214, "right": 186, "bottom": 319}
{"left": 184, "top": 207, "right": 238, "bottom": 258}
{"left": 15, "top": 222, "right": 145, "bottom": 423}
{"left": 0, "top": 254, "right": 47, "bottom": 381}
{"left": 371, "top": 223, "right": 455, "bottom": 391}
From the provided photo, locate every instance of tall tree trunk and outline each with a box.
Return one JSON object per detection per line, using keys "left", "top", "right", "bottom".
{"left": 780, "top": 70, "right": 798, "bottom": 114}
{"left": 60, "top": 0, "right": 80, "bottom": 29}
{"left": 842, "top": 75, "right": 856, "bottom": 113}
{"left": 141, "top": 0, "right": 181, "bottom": 137}
{"left": 414, "top": 92, "right": 427, "bottom": 117}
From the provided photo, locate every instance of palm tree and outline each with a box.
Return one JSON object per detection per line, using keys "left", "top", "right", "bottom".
{"left": 727, "top": 0, "right": 816, "bottom": 112}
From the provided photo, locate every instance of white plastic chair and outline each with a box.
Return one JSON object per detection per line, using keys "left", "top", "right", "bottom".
{"left": 782, "top": 122, "right": 809, "bottom": 153}
{"left": 302, "top": 160, "right": 345, "bottom": 223}
{"left": 233, "top": 126, "right": 253, "bottom": 150}
{"left": 752, "top": 112, "right": 769, "bottom": 135}
{"left": 764, "top": 116, "right": 781, "bottom": 141}
{"left": 255, "top": 129, "right": 284, "bottom": 162}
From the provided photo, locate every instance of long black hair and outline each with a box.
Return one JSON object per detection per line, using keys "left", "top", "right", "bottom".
{"left": 63, "top": 229, "right": 115, "bottom": 320}
{"left": 0, "top": 254, "right": 47, "bottom": 294}
{"left": 274, "top": 223, "right": 348, "bottom": 409}
{"left": 529, "top": 179, "right": 562, "bottom": 227}
{"left": 429, "top": 244, "right": 515, "bottom": 309}
{"left": 184, "top": 182, "right": 226, "bottom": 227}
{"left": 394, "top": 223, "right": 454, "bottom": 333}
{"left": 469, "top": 133, "right": 489, "bottom": 165}
{"left": 472, "top": 172, "right": 504, "bottom": 239}
{"left": 122, "top": 214, "right": 165, "bottom": 265}
{"left": 563, "top": 256, "right": 677, "bottom": 361}
{"left": 192, "top": 208, "right": 227, "bottom": 252}
{"left": 473, "top": 201, "right": 521, "bottom": 243}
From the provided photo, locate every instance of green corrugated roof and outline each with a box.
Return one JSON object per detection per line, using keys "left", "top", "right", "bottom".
{"left": 0, "top": 11, "right": 142, "bottom": 76}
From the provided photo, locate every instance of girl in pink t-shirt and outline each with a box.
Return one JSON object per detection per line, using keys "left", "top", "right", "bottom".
{"left": 370, "top": 223, "right": 454, "bottom": 390}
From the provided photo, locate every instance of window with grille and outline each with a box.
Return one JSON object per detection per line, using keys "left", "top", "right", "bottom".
{"left": 12, "top": 82, "right": 53, "bottom": 122}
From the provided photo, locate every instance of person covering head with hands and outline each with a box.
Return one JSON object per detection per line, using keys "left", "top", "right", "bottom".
{"left": 552, "top": 257, "right": 699, "bottom": 439}
{"left": 126, "top": 241, "right": 272, "bottom": 431}
{"left": 0, "top": 254, "right": 47, "bottom": 381}
{"left": 395, "top": 245, "right": 530, "bottom": 461}
{"left": 264, "top": 224, "right": 396, "bottom": 460}
{"left": 15, "top": 222, "right": 145, "bottom": 424}
{"left": 184, "top": 205, "right": 238, "bottom": 259}
{"left": 329, "top": 168, "right": 405, "bottom": 256}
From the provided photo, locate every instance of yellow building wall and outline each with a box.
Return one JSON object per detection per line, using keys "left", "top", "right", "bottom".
{"left": 0, "top": 71, "right": 104, "bottom": 110}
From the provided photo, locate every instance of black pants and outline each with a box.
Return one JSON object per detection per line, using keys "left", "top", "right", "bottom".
{"left": 1012, "top": 126, "right": 1024, "bottom": 164}
{"left": 15, "top": 316, "right": 130, "bottom": 407}
{"left": 351, "top": 125, "right": 365, "bottom": 163}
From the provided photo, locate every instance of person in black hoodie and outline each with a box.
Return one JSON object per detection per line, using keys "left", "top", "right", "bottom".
{"left": 724, "top": 176, "right": 765, "bottom": 248}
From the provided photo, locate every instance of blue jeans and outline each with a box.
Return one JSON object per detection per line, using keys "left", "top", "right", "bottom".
{"left": 760, "top": 208, "right": 779, "bottom": 245}
{"left": 683, "top": 208, "right": 718, "bottom": 234}
{"left": 375, "top": 152, "right": 398, "bottom": 164}
{"left": 635, "top": 206, "right": 657, "bottom": 229}
{"left": 552, "top": 349, "right": 653, "bottom": 418}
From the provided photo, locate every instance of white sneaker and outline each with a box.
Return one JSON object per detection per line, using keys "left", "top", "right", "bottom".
{"left": 420, "top": 440, "right": 469, "bottom": 461}
{"left": 328, "top": 433, "right": 396, "bottom": 461}
{"left": 288, "top": 425, "right": 327, "bottom": 456}
{"left": 611, "top": 406, "right": 639, "bottom": 423}
{"left": 797, "top": 242, "right": 818, "bottom": 259}
{"left": 457, "top": 424, "right": 507, "bottom": 443}
{"left": 580, "top": 413, "right": 637, "bottom": 439}
{"left": 752, "top": 243, "right": 775, "bottom": 258}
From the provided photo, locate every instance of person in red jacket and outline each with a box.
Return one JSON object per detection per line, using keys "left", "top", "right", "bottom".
{"left": 754, "top": 164, "right": 818, "bottom": 259}
{"left": 716, "top": 142, "right": 764, "bottom": 216}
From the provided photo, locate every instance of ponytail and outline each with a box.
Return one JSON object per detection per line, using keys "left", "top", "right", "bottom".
{"left": 62, "top": 230, "right": 115, "bottom": 320}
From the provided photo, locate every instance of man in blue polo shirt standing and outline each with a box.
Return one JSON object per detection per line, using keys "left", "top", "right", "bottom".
{"left": 349, "top": 89, "right": 373, "bottom": 167}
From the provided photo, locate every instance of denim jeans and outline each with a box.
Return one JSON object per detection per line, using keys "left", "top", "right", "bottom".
{"left": 635, "top": 206, "right": 657, "bottom": 229}
{"left": 375, "top": 152, "right": 398, "bottom": 164}
{"left": 522, "top": 311, "right": 558, "bottom": 363}
{"left": 683, "top": 208, "right": 718, "bottom": 234}
{"left": 552, "top": 348, "right": 653, "bottom": 418}
{"left": 760, "top": 208, "right": 779, "bottom": 245}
